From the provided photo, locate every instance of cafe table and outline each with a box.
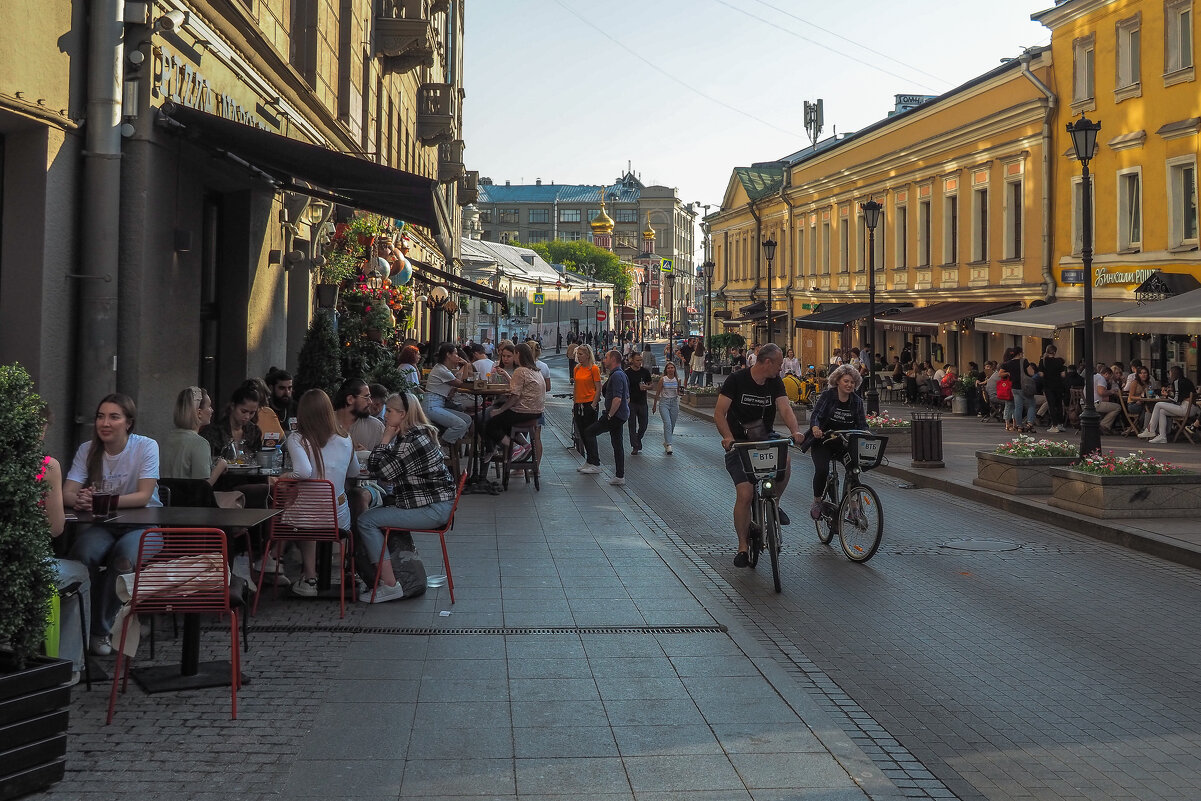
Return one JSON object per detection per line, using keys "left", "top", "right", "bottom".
{"left": 102, "top": 505, "right": 283, "bottom": 694}
{"left": 458, "top": 384, "right": 510, "bottom": 489}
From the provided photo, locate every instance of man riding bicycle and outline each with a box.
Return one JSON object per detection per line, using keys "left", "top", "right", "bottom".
{"left": 713, "top": 344, "right": 805, "bottom": 568}
{"left": 803, "top": 364, "right": 868, "bottom": 520}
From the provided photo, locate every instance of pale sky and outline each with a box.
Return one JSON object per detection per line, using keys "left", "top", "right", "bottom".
{"left": 463, "top": 1, "right": 1052, "bottom": 256}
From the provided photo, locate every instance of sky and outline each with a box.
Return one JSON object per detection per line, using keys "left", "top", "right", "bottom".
{"left": 462, "top": 0, "right": 1053, "bottom": 256}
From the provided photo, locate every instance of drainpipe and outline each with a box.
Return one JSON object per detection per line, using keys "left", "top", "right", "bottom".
{"left": 1019, "top": 49, "right": 1057, "bottom": 303}
{"left": 780, "top": 181, "right": 797, "bottom": 351}
{"left": 748, "top": 201, "right": 762, "bottom": 299}
{"left": 73, "top": 0, "right": 125, "bottom": 441}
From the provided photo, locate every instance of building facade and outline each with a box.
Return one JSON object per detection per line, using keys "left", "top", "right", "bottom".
{"left": 0, "top": 0, "right": 471, "bottom": 453}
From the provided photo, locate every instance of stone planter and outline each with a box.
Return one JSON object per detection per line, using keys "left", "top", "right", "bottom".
{"left": 868, "top": 426, "right": 910, "bottom": 453}
{"left": 686, "top": 393, "right": 718, "bottom": 408}
{"left": 951, "top": 395, "right": 969, "bottom": 415}
{"left": 974, "top": 451, "right": 1078, "bottom": 495}
{"left": 1049, "top": 467, "right": 1201, "bottom": 518}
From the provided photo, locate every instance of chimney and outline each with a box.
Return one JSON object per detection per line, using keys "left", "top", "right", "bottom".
{"left": 505, "top": 180, "right": 511, "bottom": 186}
{"left": 536, "top": 178, "right": 542, "bottom": 185}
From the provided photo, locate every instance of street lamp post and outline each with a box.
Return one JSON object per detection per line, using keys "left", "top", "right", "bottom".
{"left": 700, "top": 261, "right": 714, "bottom": 385}
{"left": 639, "top": 278, "right": 648, "bottom": 343}
{"left": 861, "top": 198, "right": 883, "bottom": 415}
{"left": 1067, "top": 113, "right": 1103, "bottom": 456}
{"left": 493, "top": 266, "right": 504, "bottom": 343}
{"left": 665, "top": 273, "right": 676, "bottom": 342}
{"left": 593, "top": 299, "right": 602, "bottom": 346}
{"left": 761, "top": 238, "right": 777, "bottom": 347}
{"left": 554, "top": 280, "right": 563, "bottom": 352}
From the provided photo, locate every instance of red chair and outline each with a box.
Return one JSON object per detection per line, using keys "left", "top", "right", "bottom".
{"left": 253, "top": 479, "right": 355, "bottom": 618}
{"left": 107, "top": 528, "right": 239, "bottom": 723}
{"left": 370, "top": 472, "right": 468, "bottom": 604}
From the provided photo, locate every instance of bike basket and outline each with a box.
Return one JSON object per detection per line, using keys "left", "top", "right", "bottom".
{"left": 850, "top": 433, "right": 888, "bottom": 471}
{"left": 737, "top": 441, "right": 788, "bottom": 479}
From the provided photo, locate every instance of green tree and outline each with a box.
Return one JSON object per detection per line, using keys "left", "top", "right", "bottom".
{"left": 517, "top": 239, "right": 633, "bottom": 301}
{"left": 295, "top": 311, "right": 344, "bottom": 400}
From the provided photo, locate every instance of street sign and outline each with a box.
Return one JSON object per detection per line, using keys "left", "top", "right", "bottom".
{"left": 596, "top": 309, "right": 608, "bottom": 322}
{"left": 660, "top": 258, "right": 673, "bottom": 273}
{"left": 580, "top": 290, "right": 601, "bottom": 303}
{"left": 532, "top": 292, "right": 545, "bottom": 305}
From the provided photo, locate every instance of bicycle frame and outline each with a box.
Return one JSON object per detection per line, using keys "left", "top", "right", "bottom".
{"left": 731, "top": 438, "right": 790, "bottom": 592}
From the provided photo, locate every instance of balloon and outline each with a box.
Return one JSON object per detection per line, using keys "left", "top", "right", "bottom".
{"left": 375, "top": 257, "right": 390, "bottom": 274}
{"left": 391, "top": 256, "right": 412, "bottom": 285}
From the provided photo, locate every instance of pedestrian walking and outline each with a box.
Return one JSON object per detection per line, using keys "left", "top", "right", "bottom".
{"left": 625, "top": 352, "right": 652, "bottom": 454}
{"left": 652, "top": 361, "right": 682, "bottom": 454}
{"left": 579, "top": 349, "right": 630, "bottom": 485}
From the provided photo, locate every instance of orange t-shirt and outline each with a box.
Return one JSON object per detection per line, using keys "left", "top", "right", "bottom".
{"left": 573, "top": 364, "right": 601, "bottom": 403}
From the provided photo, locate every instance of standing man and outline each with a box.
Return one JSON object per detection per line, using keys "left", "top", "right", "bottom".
{"left": 624, "top": 352, "right": 652, "bottom": 454}
{"left": 566, "top": 340, "right": 579, "bottom": 384}
{"left": 713, "top": 344, "right": 805, "bottom": 567}
{"left": 580, "top": 350, "right": 630, "bottom": 486}
{"left": 265, "top": 367, "right": 295, "bottom": 422}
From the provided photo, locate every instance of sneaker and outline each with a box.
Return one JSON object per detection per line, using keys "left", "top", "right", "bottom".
{"left": 369, "top": 581, "right": 406, "bottom": 604}
{"left": 1148, "top": 435, "right": 1168, "bottom": 444}
{"left": 90, "top": 635, "right": 113, "bottom": 656}
{"left": 777, "top": 508, "right": 791, "bottom": 526}
{"left": 609, "top": 476, "right": 626, "bottom": 486}
{"left": 254, "top": 553, "right": 292, "bottom": 585}
{"left": 810, "top": 500, "right": 824, "bottom": 520}
{"left": 564, "top": 442, "right": 579, "bottom": 449}
{"left": 665, "top": 444, "right": 673, "bottom": 454}
{"left": 1137, "top": 430, "right": 1155, "bottom": 439}
{"left": 291, "top": 577, "right": 319, "bottom": 597}
{"left": 631, "top": 448, "right": 641, "bottom": 455}
{"left": 733, "top": 551, "right": 750, "bottom": 568}
{"left": 511, "top": 444, "right": 532, "bottom": 462}
{"left": 1046, "top": 426, "right": 1060, "bottom": 433}
{"left": 578, "top": 464, "right": 602, "bottom": 474}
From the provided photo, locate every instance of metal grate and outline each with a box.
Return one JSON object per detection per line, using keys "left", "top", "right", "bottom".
{"left": 223, "top": 624, "right": 728, "bottom": 636}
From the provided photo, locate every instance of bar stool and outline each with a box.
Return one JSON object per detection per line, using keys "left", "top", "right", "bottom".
{"left": 502, "top": 420, "right": 541, "bottom": 491}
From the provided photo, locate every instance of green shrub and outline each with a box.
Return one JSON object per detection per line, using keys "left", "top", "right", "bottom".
{"left": 295, "top": 312, "right": 343, "bottom": 399}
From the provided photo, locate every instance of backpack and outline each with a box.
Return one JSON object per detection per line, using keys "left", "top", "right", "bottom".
{"left": 996, "top": 378, "right": 1013, "bottom": 401}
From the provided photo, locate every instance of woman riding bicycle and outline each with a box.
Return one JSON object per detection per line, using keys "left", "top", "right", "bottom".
{"left": 805, "top": 364, "right": 867, "bottom": 521}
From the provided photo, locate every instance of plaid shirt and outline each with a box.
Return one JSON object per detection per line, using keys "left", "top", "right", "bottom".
{"left": 366, "top": 425, "right": 455, "bottom": 508}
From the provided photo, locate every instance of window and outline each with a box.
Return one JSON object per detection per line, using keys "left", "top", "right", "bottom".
{"left": 1165, "top": 0, "right": 1194, "bottom": 75}
{"left": 559, "top": 208, "right": 581, "bottom": 223}
{"left": 809, "top": 223, "right": 818, "bottom": 276}
{"left": 529, "top": 209, "right": 549, "bottom": 224}
{"left": 559, "top": 230, "right": 583, "bottom": 241}
{"left": 1116, "top": 15, "right": 1141, "bottom": 91}
{"left": 856, "top": 215, "right": 866, "bottom": 272}
{"left": 918, "top": 200, "right": 931, "bottom": 266}
{"left": 1117, "top": 169, "right": 1142, "bottom": 251}
{"left": 873, "top": 214, "right": 885, "bottom": 269}
{"left": 499, "top": 209, "right": 519, "bottom": 224}
{"left": 972, "top": 188, "right": 988, "bottom": 262}
{"left": 499, "top": 230, "right": 519, "bottom": 243}
{"left": 528, "top": 230, "right": 549, "bottom": 243}
{"left": 587, "top": 209, "right": 601, "bottom": 221}
{"left": 839, "top": 223, "right": 849, "bottom": 272}
{"left": 943, "top": 194, "right": 958, "bottom": 265}
{"left": 1004, "top": 180, "right": 1023, "bottom": 259}
{"left": 615, "top": 209, "right": 638, "bottom": 223}
{"left": 1168, "top": 157, "right": 1198, "bottom": 247}
{"left": 479, "top": 209, "right": 492, "bottom": 223}
{"left": 1073, "top": 34, "right": 1095, "bottom": 104}
{"left": 821, "top": 222, "right": 831, "bottom": 274}
{"left": 796, "top": 227, "right": 805, "bottom": 277}
{"left": 896, "top": 205, "right": 908, "bottom": 269}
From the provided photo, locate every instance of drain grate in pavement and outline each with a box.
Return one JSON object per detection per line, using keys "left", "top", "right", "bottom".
{"left": 941, "top": 538, "right": 1022, "bottom": 552}
{"left": 232, "top": 624, "right": 728, "bottom": 636}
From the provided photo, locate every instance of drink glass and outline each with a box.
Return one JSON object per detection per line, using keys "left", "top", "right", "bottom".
{"left": 91, "top": 479, "right": 118, "bottom": 519}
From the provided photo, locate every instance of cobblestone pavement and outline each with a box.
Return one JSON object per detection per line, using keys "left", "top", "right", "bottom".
{"left": 536, "top": 381, "right": 1201, "bottom": 801}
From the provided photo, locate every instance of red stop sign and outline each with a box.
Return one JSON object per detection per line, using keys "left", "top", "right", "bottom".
{"left": 595, "top": 309, "right": 607, "bottom": 322}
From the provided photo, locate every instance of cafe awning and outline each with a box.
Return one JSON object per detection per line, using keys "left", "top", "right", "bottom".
{"left": 878, "top": 301, "right": 1019, "bottom": 334}
{"left": 158, "top": 103, "right": 440, "bottom": 231}
{"left": 408, "top": 259, "right": 505, "bottom": 303}
{"left": 793, "top": 302, "right": 914, "bottom": 330}
{"left": 1102, "top": 288, "right": 1201, "bottom": 334}
{"left": 975, "top": 300, "right": 1139, "bottom": 336}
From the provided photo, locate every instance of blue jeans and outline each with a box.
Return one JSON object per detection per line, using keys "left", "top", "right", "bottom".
{"left": 1014, "top": 392, "right": 1036, "bottom": 425}
{"left": 356, "top": 500, "right": 455, "bottom": 567}
{"left": 68, "top": 525, "right": 160, "bottom": 637}
{"left": 52, "top": 559, "right": 90, "bottom": 671}
{"left": 658, "top": 397, "right": 680, "bottom": 446}
{"left": 424, "top": 393, "right": 472, "bottom": 443}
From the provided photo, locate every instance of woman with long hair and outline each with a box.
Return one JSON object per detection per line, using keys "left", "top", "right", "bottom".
{"left": 284, "top": 389, "right": 358, "bottom": 597}
{"left": 161, "top": 386, "right": 227, "bottom": 483}
{"left": 422, "top": 341, "right": 474, "bottom": 444}
{"left": 651, "top": 360, "right": 682, "bottom": 454}
{"left": 571, "top": 344, "right": 603, "bottom": 449}
{"left": 781, "top": 348, "right": 801, "bottom": 378}
{"left": 356, "top": 392, "right": 457, "bottom": 603}
{"left": 200, "top": 384, "right": 263, "bottom": 461}
{"left": 689, "top": 341, "right": 707, "bottom": 386}
{"left": 484, "top": 342, "right": 546, "bottom": 455}
{"left": 64, "top": 393, "right": 162, "bottom": 655}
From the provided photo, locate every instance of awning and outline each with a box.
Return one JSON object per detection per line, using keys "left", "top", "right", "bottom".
{"left": 739, "top": 300, "right": 767, "bottom": 316}
{"left": 794, "top": 302, "right": 876, "bottom": 330}
{"left": 878, "top": 301, "right": 1019, "bottom": 334}
{"left": 410, "top": 260, "right": 505, "bottom": 303}
{"left": 975, "top": 300, "right": 1139, "bottom": 336}
{"left": 158, "top": 103, "right": 439, "bottom": 231}
{"left": 1103, "top": 288, "right": 1201, "bottom": 334}
{"left": 1134, "top": 271, "right": 1201, "bottom": 300}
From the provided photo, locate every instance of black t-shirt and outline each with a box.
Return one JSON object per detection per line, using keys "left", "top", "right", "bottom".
{"left": 719, "top": 368, "right": 785, "bottom": 440}
{"left": 827, "top": 398, "right": 857, "bottom": 431}
{"left": 1173, "top": 377, "right": 1196, "bottom": 403}
{"left": 1001, "top": 358, "right": 1024, "bottom": 382}
{"left": 1040, "top": 357, "right": 1066, "bottom": 388}
{"left": 624, "top": 366, "right": 652, "bottom": 404}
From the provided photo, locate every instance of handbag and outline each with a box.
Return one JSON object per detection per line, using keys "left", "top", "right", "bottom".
{"left": 996, "top": 378, "right": 1013, "bottom": 401}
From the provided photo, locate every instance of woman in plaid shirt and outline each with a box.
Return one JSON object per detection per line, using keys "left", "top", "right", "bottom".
{"left": 354, "top": 391, "right": 456, "bottom": 603}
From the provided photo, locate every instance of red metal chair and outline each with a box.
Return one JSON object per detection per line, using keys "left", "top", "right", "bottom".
{"left": 370, "top": 472, "right": 468, "bottom": 604}
{"left": 253, "top": 479, "right": 355, "bottom": 618}
{"left": 107, "top": 528, "right": 238, "bottom": 723}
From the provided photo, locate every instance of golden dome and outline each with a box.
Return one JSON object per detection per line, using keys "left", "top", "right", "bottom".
{"left": 642, "top": 212, "right": 655, "bottom": 240}
{"left": 590, "top": 190, "right": 615, "bottom": 234}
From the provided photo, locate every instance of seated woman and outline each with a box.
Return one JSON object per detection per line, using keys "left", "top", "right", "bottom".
{"left": 397, "top": 345, "right": 422, "bottom": 393}
{"left": 1125, "top": 365, "right": 1152, "bottom": 428}
{"left": 422, "top": 342, "right": 474, "bottom": 444}
{"left": 160, "top": 386, "right": 227, "bottom": 484}
{"left": 356, "top": 392, "right": 457, "bottom": 603}
{"left": 284, "top": 389, "right": 359, "bottom": 597}
{"left": 200, "top": 384, "right": 269, "bottom": 507}
{"left": 484, "top": 342, "right": 546, "bottom": 459}
{"left": 64, "top": 394, "right": 162, "bottom": 656}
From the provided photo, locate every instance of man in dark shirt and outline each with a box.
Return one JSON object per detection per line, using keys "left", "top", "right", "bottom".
{"left": 714, "top": 344, "right": 805, "bottom": 567}
{"left": 624, "top": 352, "right": 653, "bottom": 454}
{"left": 580, "top": 350, "right": 631, "bottom": 485}
{"left": 265, "top": 367, "right": 295, "bottom": 422}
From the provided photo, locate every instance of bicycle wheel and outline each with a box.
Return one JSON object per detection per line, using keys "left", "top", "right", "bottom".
{"left": 748, "top": 501, "right": 763, "bottom": 568}
{"left": 838, "top": 484, "right": 883, "bottom": 562}
{"left": 763, "top": 501, "right": 782, "bottom": 593}
{"left": 815, "top": 476, "right": 837, "bottom": 545}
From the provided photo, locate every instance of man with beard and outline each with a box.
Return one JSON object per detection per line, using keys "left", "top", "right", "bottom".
{"left": 265, "top": 366, "right": 295, "bottom": 422}
{"left": 334, "top": 378, "right": 386, "bottom": 520}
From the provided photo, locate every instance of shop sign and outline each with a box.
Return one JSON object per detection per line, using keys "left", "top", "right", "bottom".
{"left": 1093, "top": 267, "right": 1157, "bottom": 288}
{"left": 152, "top": 45, "right": 269, "bottom": 130}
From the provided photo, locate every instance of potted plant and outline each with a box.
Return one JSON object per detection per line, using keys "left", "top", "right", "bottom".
{"left": 974, "top": 434, "right": 1079, "bottom": 495}
{"left": 1049, "top": 450, "right": 1201, "bottom": 518}
{"left": 684, "top": 384, "right": 721, "bottom": 408}
{"left": 951, "top": 376, "right": 976, "bottom": 416}
{"left": 295, "top": 312, "right": 343, "bottom": 399}
{"left": 865, "top": 411, "right": 912, "bottom": 454}
{"left": 313, "top": 250, "right": 361, "bottom": 309}
{"left": 0, "top": 364, "right": 71, "bottom": 800}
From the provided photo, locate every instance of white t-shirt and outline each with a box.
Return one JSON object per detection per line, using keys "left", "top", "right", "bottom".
{"left": 535, "top": 359, "right": 551, "bottom": 389}
{"left": 66, "top": 433, "right": 163, "bottom": 507}
{"left": 426, "top": 363, "right": 458, "bottom": 399}
{"left": 473, "top": 358, "right": 495, "bottom": 378}
{"left": 349, "top": 415, "right": 385, "bottom": 450}
{"left": 1093, "top": 373, "right": 1110, "bottom": 405}
{"left": 285, "top": 432, "right": 356, "bottom": 529}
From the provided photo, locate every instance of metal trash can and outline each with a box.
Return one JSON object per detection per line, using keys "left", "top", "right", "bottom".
{"left": 911, "top": 410, "right": 945, "bottom": 468}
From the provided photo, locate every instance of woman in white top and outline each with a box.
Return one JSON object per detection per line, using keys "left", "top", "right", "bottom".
{"left": 397, "top": 345, "right": 423, "bottom": 392}
{"left": 651, "top": 361, "right": 682, "bottom": 453}
{"left": 285, "top": 389, "right": 359, "bottom": 597}
{"left": 64, "top": 393, "right": 162, "bottom": 653}
{"left": 781, "top": 349, "right": 802, "bottom": 377}
{"left": 422, "top": 343, "right": 474, "bottom": 443}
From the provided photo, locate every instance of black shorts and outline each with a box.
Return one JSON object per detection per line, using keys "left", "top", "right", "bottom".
{"left": 724, "top": 434, "right": 784, "bottom": 486}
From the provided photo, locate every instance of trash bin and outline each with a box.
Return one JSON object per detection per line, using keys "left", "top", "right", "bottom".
{"left": 911, "top": 410, "right": 944, "bottom": 468}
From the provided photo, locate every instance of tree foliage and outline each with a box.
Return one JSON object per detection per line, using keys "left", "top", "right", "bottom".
{"left": 517, "top": 239, "right": 634, "bottom": 302}
{"left": 295, "top": 311, "right": 344, "bottom": 400}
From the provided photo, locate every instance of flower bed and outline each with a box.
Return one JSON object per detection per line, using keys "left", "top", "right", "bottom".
{"left": 866, "top": 413, "right": 910, "bottom": 453}
{"left": 1049, "top": 451, "right": 1200, "bottom": 518}
{"left": 974, "top": 437, "right": 1080, "bottom": 495}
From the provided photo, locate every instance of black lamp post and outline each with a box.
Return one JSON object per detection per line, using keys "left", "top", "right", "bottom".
{"left": 639, "top": 278, "right": 648, "bottom": 342}
{"left": 861, "top": 198, "right": 883, "bottom": 415}
{"left": 665, "top": 273, "right": 676, "bottom": 342}
{"left": 700, "top": 261, "right": 715, "bottom": 385}
{"left": 761, "top": 238, "right": 777, "bottom": 346}
{"left": 1067, "top": 113, "right": 1103, "bottom": 455}
{"left": 593, "top": 298, "right": 602, "bottom": 345}
{"left": 554, "top": 280, "right": 563, "bottom": 352}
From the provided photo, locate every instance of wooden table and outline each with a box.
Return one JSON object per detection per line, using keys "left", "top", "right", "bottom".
{"left": 458, "top": 385, "right": 511, "bottom": 488}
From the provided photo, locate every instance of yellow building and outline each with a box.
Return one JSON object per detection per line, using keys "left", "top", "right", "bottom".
{"left": 710, "top": 49, "right": 1058, "bottom": 371}
{"left": 1033, "top": 0, "right": 1200, "bottom": 373}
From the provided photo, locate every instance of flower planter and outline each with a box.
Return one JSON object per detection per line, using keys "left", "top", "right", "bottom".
{"left": 974, "top": 450, "right": 1078, "bottom": 495}
{"left": 1048, "top": 467, "right": 1201, "bottom": 518}
{"left": 685, "top": 393, "right": 718, "bottom": 408}
{"left": 951, "top": 395, "right": 969, "bottom": 415}
{"left": 0, "top": 654, "right": 72, "bottom": 801}
{"left": 869, "top": 426, "right": 910, "bottom": 453}
{"left": 315, "top": 284, "right": 340, "bottom": 309}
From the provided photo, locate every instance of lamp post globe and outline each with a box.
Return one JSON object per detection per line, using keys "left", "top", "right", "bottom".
{"left": 1067, "top": 113, "right": 1103, "bottom": 455}
{"left": 860, "top": 198, "right": 883, "bottom": 415}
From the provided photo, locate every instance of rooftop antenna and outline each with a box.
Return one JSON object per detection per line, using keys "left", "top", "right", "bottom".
{"left": 804, "top": 99, "right": 824, "bottom": 151}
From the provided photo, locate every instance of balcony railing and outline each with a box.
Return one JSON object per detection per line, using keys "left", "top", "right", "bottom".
{"left": 375, "top": 0, "right": 435, "bottom": 72}
{"left": 438, "top": 139, "right": 466, "bottom": 183}
{"left": 458, "top": 170, "right": 479, "bottom": 206}
{"left": 417, "top": 83, "right": 456, "bottom": 144}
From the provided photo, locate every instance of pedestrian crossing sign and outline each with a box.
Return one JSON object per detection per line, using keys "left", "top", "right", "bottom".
{"left": 660, "top": 258, "right": 673, "bottom": 273}
{"left": 532, "top": 292, "right": 545, "bottom": 305}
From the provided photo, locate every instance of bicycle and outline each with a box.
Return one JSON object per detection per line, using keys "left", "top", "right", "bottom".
{"left": 730, "top": 438, "right": 791, "bottom": 593}
{"left": 551, "top": 392, "right": 587, "bottom": 455}
{"left": 813, "top": 429, "right": 887, "bottom": 562}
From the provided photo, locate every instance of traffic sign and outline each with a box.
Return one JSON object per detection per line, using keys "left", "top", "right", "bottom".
{"left": 660, "top": 258, "right": 673, "bottom": 273}
{"left": 580, "top": 290, "right": 601, "bottom": 303}
{"left": 596, "top": 309, "right": 608, "bottom": 322}
{"left": 532, "top": 292, "right": 545, "bottom": 305}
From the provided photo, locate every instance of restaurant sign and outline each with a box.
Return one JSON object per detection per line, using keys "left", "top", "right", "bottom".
{"left": 151, "top": 45, "right": 269, "bottom": 130}
{"left": 1063, "top": 267, "right": 1159, "bottom": 288}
